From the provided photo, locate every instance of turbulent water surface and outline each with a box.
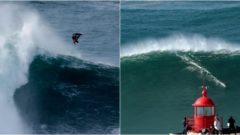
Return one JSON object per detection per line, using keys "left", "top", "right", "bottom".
{"left": 0, "top": 1, "right": 119, "bottom": 133}
{"left": 121, "top": 1, "right": 240, "bottom": 134}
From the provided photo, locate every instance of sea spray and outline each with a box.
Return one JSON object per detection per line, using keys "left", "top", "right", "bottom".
{"left": 0, "top": 4, "right": 81, "bottom": 133}
{"left": 121, "top": 34, "right": 240, "bottom": 57}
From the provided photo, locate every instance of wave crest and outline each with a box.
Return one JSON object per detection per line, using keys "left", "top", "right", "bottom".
{"left": 121, "top": 34, "right": 240, "bottom": 57}
{"left": 0, "top": 3, "right": 81, "bottom": 133}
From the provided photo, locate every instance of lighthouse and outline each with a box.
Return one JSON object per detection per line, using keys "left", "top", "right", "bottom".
{"left": 191, "top": 85, "right": 216, "bottom": 132}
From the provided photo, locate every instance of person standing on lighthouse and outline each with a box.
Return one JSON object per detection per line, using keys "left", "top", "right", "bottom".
{"left": 228, "top": 116, "right": 236, "bottom": 133}
{"left": 214, "top": 116, "right": 222, "bottom": 134}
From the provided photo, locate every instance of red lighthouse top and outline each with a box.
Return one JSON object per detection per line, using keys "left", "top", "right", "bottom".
{"left": 192, "top": 85, "right": 215, "bottom": 107}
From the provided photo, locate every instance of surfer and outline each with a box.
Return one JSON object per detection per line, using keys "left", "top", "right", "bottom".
{"left": 72, "top": 33, "right": 82, "bottom": 44}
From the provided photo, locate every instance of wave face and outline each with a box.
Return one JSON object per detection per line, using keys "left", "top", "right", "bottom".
{"left": 121, "top": 1, "right": 240, "bottom": 134}
{"left": 0, "top": 2, "right": 119, "bottom": 134}
{"left": 14, "top": 55, "right": 119, "bottom": 133}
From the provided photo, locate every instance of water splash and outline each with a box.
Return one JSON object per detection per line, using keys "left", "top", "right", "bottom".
{"left": 121, "top": 34, "right": 240, "bottom": 57}
{"left": 0, "top": 3, "right": 81, "bottom": 133}
{"left": 177, "top": 54, "right": 226, "bottom": 88}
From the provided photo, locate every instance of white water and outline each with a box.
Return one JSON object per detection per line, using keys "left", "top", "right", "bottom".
{"left": 177, "top": 54, "right": 226, "bottom": 88}
{"left": 0, "top": 4, "right": 81, "bottom": 133}
{"left": 121, "top": 34, "right": 240, "bottom": 57}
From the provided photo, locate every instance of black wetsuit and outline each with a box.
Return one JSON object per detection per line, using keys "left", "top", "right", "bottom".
{"left": 72, "top": 33, "right": 82, "bottom": 44}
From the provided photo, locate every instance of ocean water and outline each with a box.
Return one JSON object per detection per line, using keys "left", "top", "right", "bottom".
{"left": 0, "top": 1, "right": 119, "bottom": 134}
{"left": 121, "top": 1, "right": 240, "bottom": 134}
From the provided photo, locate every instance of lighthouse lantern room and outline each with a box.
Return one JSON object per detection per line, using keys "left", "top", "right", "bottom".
{"left": 191, "top": 85, "right": 216, "bottom": 132}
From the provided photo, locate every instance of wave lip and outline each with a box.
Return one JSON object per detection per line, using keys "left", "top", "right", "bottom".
{"left": 0, "top": 3, "right": 83, "bottom": 133}
{"left": 121, "top": 34, "right": 240, "bottom": 57}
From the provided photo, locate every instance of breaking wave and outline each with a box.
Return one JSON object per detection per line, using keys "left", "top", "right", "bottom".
{"left": 121, "top": 34, "right": 240, "bottom": 57}
{"left": 0, "top": 3, "right": 118, "bottom": 133}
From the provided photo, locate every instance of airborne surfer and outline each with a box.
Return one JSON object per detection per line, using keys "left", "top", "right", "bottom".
{"left": 72, "top": 33, "right": 82, "bottom": 44}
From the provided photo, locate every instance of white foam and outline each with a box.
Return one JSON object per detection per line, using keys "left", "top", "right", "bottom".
{"left": 121, "top": 34, "right": 240, "bottom": 57}
{"left": 0, "top": 4, "right": 82, "bottom": 133}
{"left": 110, "top": 127, "right": 120, "bottom": 134}
{"left": 177, "top": 54, "right": 226, "bottom": 88}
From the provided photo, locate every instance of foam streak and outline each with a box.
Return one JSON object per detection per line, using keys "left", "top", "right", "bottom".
{"left": 177, "top": 54, "right": 226, "bottom": 88}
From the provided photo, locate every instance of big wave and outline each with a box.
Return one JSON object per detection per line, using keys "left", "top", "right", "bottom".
{"left": 0, "top": 4, "right": 82, "bottom": 133}
{"left": 121, "top": 34, "right": 236, "bottom": 88}
{"left": 14, "top": 55, "right": 119, "bottom": 133}
{"left": 121, "top": 34, "right": 240, "bottom": 57}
